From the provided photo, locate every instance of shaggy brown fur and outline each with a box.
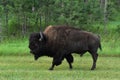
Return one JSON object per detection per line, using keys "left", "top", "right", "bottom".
{"left": 29, "top": 25, "right": 102, "bottom": 70}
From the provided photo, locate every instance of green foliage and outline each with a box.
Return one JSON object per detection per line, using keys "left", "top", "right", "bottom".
{"left": 0, "top": 5, "right": 3, "bottom": 14}
{"left": 107, "top": 1, "right": 120, "bottom": 21}
{"left": 8, "top": 18, "right": 20, "bottom": 35}
{"left": 0, "top": 0, "right": 120, "bottom": 36}
{"left": 116, "top": 25, "right": 120, "bottom": 33}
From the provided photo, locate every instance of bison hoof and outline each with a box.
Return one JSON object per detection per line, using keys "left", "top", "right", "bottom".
{"left": 69, "top": 66, "right": 73, "bottom": 69}
{"left": 91, "top": 67, "right": 95, "bottom": 70}
{"left": 69, "top": 68, "right": 72, "bottom": 70}
{"left": 91, "top": 66, "right": 96, "bottom": 70}
{"left": 49, "top": 68, "right": 54, "bottom": 70}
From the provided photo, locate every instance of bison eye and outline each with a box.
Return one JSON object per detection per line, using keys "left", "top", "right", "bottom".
{"left": 29, "top": 41, "right": 39, "bottom": 50}
{"left": 29, "top": 43, "right": 35, "bottom": 49}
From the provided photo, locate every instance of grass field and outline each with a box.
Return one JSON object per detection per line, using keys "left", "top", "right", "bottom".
{"left": 0, "top": 55, "right": 119, "bottom": 80}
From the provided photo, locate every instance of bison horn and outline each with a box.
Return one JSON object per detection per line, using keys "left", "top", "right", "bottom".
{"left": 39, "top": 32, "right": 43, "bottom": 41}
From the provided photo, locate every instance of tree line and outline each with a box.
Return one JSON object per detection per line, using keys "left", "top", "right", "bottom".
{"left": 0, "top": 0, "right": 120, "bottom": 37}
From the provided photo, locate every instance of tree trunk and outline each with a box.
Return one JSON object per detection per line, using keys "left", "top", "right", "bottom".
{"left": 44, "top": 0, "right": 49, "bottom": 27}
{"left": 22, "top": 12, "right": 27, "bottom": 37}
{"left": 0, "top": 18, "right": 2, "bottom": 35}
{"left": 84, "top": 0, "right": 88, "bottom": 3}
{"left": 4, "top": 5, "right": 9, "bottom": 36}
{"left": 103, "top": 0, "right": 107, "bottom": 33}
{"left": 100, "top": 0, "right": 108, "bottom": 33}
{"left": 5, "top": 8, "right": 8, "bottom": 35}
{"left": 39, "top": 14, "right": 42, "bottom": 30}
{"left": 100, "top": 0, "right": 104, "bottom": 9}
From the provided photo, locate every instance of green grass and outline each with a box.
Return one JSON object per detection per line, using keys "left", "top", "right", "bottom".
{"left": 0, "top": 55, "right": 119, "bottom": 80}
{"left": 0, "top": 38, "right": 29, "bottom": 55}
{"left": 100, "top": 35, "right": 120, "bottom": 55}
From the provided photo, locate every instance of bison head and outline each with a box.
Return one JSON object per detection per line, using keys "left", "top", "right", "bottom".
{"left": 29, "top": 32, "right": 47, "bottom": 60}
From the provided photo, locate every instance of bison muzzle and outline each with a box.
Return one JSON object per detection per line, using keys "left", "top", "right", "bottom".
{"left": 29, "top": 25, "right": 102, "bottom": 70}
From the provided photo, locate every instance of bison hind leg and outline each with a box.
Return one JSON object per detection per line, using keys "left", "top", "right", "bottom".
{"left": 89, "top": 50, "right": 98, "bottom": 70}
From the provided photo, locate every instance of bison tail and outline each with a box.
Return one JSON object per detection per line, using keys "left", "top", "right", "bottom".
{"left": 99, "top": 42, "right": 102, "bottom": 51}
{"left": 97, "top": 35, "right": 102, "bottom": 51}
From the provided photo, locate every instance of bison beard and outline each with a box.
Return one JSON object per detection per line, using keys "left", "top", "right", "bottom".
{"left": 29, "top": 25, "right": 102, "bottom": 70}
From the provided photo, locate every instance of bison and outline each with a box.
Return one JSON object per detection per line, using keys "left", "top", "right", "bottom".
{"left": 29, "top": 25, "right": 102, "bottom": 70}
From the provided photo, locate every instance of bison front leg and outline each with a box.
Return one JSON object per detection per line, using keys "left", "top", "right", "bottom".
{"left": 49, "top": 53, "right": 64, "bottom": 70}
{"left": 49, "top": 58, "right": 58, "bottom": 70}
{"left": 65, "top": 54, "right": 74, "bottom": 69}
{"left": 49, "top": 63, "right": 55, "bottom": 70}
{"left": 49, "top": 58, "right": 62, "bottom": 70}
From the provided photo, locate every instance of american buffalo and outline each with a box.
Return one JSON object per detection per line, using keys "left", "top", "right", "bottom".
{"left": 29, "top": 25, "right": 102, "bottom": 70}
